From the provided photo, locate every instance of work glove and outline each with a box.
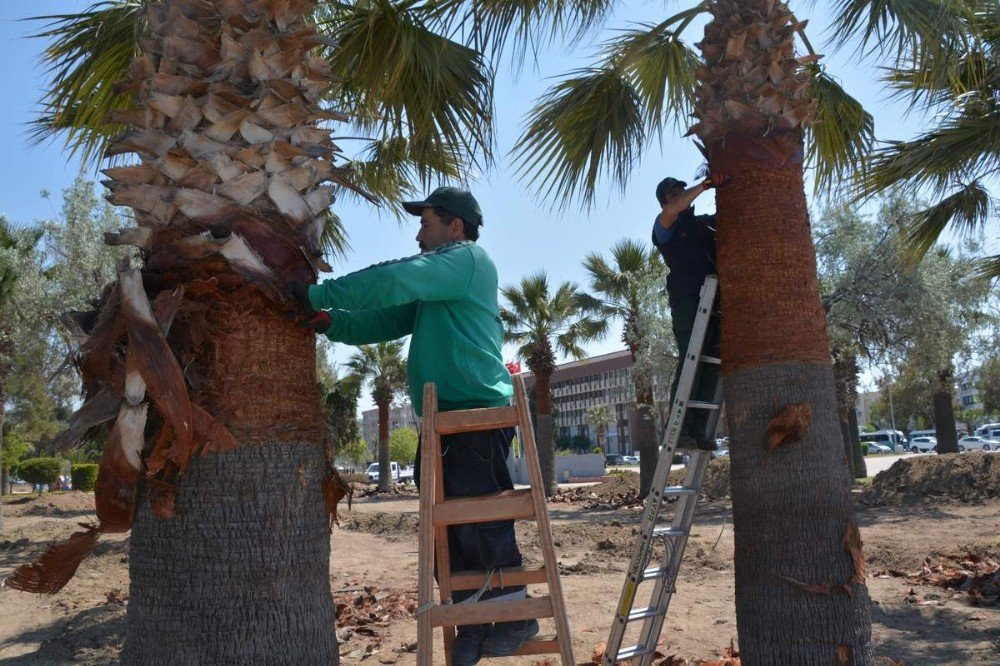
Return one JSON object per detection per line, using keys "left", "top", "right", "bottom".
{"left": 295, "top": 310, "right": 331, "bottom": 334}
{"left": 284, "top": 280, "right": 314, "bottom": 316}
{"left": 701, "top": 172, "right": 731, "bottom": 189}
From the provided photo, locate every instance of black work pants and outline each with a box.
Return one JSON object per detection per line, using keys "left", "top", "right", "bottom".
{"left": 415, "top": 426, "right": 524, "bottom": 603}
{"left": 669, "top": 296, "right": 721, "bottom": 438}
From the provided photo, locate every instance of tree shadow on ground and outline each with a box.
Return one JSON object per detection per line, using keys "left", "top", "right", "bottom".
{"left": 0, "top": 604, "right": 123, "bottom": 665}
{"left": 872, "top": 600, "right": 1000, "bottom": 664}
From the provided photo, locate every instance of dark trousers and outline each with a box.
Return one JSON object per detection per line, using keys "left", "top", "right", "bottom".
{"left": 415, "top": 427, "right": 524, "bottom": 604}
{"left": 669, "top": 296, "right": 721, "bottom": 438}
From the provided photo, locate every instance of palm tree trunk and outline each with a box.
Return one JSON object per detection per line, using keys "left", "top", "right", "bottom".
{"left": 634, "top": 387, "right": 658, "bottom": 497}
{"left": 378, "top": 401, "right": 391, "bottom": 490}
{"left": 713, "top": 133, "right": 873, "bottom": 662}
{"left": 123, "top": 302, "right": 337, "bottom": 664}
{"left": 934, "top": 369, "right": 958, "bottom": 454}
{"left": 534, "top": 370, "right": 556, "bottom": 495}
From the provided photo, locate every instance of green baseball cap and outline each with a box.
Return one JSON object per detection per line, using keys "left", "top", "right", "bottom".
{"left": 402, "top": 186, "right": 484, "bottom": 226}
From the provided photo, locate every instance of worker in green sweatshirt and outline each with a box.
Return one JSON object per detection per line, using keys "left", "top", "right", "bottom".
{"left": 288, "top": 187, "right": 536, "bottom": 664}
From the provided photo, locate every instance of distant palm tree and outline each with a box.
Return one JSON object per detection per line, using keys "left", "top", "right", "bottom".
{"left": 584, "top": 404, "right": 615, "bottom": 453}
{"left": 348, "top": 341, "right": 407, "bottom": 491}
{"left": 501, "top": 272, "right": 606, "bottom": 494}
{"left": 581, "top": 239, "right": 664, "bottom": 493}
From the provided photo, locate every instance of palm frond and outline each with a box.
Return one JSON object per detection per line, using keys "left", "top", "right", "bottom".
{"left": 902, "top": 182, "right": 994, "bottom": 262}
{"left": 860, "top": 101, "right": 1000, "bottom": 195}
{"left": 431, "top": 0, "right": 616, "bottom": 65}
{"left": 606, "top": 13, "right": 701, "bottom": 132}
{"left": 320, "top": 0, "right": 495, "bottom": 172}
{"left": 27, "top": 1, "right": 148, "bottom": 165}
{"left": 805, "top": 65, "right": 875, "bottom": 190}
{"left": 319, "top": 210, "right": 351, "bottom": 262}
{"left": 973, "top": 254, "right": 1000, "bottom": 281}
{"left": 830, "top": 0, "right": 975, "bottom": 62}
{"left": 512, "top": 66, "right": 645, "bottom": 207}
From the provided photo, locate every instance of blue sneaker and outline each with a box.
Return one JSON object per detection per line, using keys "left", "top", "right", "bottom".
{"left": 481, "top": 619, "right": 540, "bottom": 656}
{"left": 452, "top": 624, "right": 489, "bottom": 666}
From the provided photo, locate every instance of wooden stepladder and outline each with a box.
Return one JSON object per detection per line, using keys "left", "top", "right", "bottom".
{"left": 417, "top": 375, "right": 575, "bottom": 665}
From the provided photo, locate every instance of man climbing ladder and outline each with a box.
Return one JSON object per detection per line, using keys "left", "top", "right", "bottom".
{"left": 289, "top": 187, "right": 537, "bottom": 663}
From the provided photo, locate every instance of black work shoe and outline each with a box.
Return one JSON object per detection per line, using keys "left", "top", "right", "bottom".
{"left": 676, "top": 435, "right": 718, "bottom": 451}
{"left": 481, "top": 618, "right": 540, "bottom": 656}
{"left": 452, "top": 624, "right": 489, "bottom": 666}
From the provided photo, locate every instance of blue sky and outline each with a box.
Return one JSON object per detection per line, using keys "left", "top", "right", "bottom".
{"left": 0, "top": 1, "right": 971, "bottom": 409}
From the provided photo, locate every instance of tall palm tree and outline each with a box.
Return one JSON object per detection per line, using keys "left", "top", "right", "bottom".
{"left": 508, "top": 0, "right": 967, "bottom": 660}
{"left": 347, "top": 341, "right": 407, "bottom": 491}
{"left": 501, "top": 272, "right": 606, "bottom": 495}
{"left": 584, "top": 403, "right": 614, "bottom": 453}
{"left": 581, "top": 239, "right": 664, "bottom": 492}
{"left": 17, "top": 1, "right": 617, "bottom": 660}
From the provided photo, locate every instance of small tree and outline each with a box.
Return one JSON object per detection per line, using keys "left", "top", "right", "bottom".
{"left": 584, "top": 404, "right": 615, "bottom": 453}
{"left": 16, "top": 457, "right": 62, "bottom": 495}
{"left": 389, "top": 427, "right": 418, "bottom": 465}
{"left": 338, "top": 439, "right": 369, "bottom": 471}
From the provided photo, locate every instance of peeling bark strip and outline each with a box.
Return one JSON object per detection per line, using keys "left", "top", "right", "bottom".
{"left": 119, "top": 269, "right": 194, "bottom": 475}
{"left": 764, "top": 402, "right": 812, "bottom": 450}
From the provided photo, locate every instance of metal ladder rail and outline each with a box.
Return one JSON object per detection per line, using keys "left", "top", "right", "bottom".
{"left": 603, "top": 275, "right": 722, "bottom": 664}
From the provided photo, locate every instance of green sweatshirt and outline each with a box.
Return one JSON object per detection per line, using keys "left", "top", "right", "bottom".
{"left": 308, "top": 241, "right": 513, "bottom": 416}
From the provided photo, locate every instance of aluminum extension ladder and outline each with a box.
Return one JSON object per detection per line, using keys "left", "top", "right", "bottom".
{"left": 603, "top": 275, "right": 724, "bottom": 664}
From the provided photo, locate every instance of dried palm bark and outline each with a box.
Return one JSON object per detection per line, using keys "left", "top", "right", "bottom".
{"left": 7, "top": 0, "right": 344, "bottom": 609}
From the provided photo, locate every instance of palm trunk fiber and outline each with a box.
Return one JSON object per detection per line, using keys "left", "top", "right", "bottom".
{"left": 123, "top": 300, "right": 336, "bottom": 664}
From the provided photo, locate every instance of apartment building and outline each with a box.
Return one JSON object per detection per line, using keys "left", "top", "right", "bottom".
{"left": 518, "top": 349, "right": 676, "bottom": 455}
{"left": 360, "top": 402, "right": 419, "bottom": 455}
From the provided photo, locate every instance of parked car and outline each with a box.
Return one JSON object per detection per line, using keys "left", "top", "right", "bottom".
{"left": 621, "top": 455, "right": 639, "bottom": 465}
{"left": 605, "top": 454, "right": 625, "bottom": 466}
{"left": 909, "top": 436, "right": 937, "bottom": 453}
{"left": 712, "top": 448, "right": 730, "bottom": 458}
{"left": 366, "top": 462, "right": 414, "bottom": 483}
{"left": 862, "top": 441, "right": 893, "bottom": 454}
{"left": 957, "top": 436, "right": 996, "bottom": 452}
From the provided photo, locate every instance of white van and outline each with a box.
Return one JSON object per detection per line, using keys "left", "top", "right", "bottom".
{"left": 975, "top": 423, "right": 1000, "bottom": 437}
{"left": 863, "top": 430, "right": 908, "bottom": 451}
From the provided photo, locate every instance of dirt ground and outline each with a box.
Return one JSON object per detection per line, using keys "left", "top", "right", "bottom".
{"left": 1, "top": 456, "right": 998, "bottom": 665}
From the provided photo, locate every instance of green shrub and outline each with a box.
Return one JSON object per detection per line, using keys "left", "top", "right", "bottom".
{"left": 860, "top": 443, "right": 869, "bottom": 456}
{"left": 17, "top": 457, "right": 63, "bottom": 488}
{"left": 71, "top": 463, "right": 99, "bottom": 491}
{"left": 672, "top": 454, "right": 684, "bottom": 465}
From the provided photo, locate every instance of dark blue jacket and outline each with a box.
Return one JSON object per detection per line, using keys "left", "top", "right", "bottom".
{"left": 651, "top": 207, "right": 717, "bottom": 307}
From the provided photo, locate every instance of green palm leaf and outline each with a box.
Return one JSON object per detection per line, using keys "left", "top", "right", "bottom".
{"left": 27, "top": 1, "right": 148, "bottom": 164}
{"left": 512, "top": 66, "right": 645, "bottom": 206}
{"left": 903, "top": 182, "right": 994, "bottom": 263}
{"left": 320, "top": 0, "right": 495, "bottom": 173}
{"left": 805, "top": 66, "right": 876, "bottom": 189}
{"left": 830, "top": 0, "right": 975, "bottom": 61}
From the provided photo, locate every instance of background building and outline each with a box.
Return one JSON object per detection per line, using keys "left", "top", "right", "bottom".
{"left": 518, "top": 350, "right": 678, "bottom": 454}
{"left": 360, "top": 402, "right": 419, "bottom": 457}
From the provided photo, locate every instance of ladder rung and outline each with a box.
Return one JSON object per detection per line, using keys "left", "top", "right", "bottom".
{"left": 627, "top": 605, "right": 661, "bottom": 622}
{"left": 615, "top": 645, "right": 657, "bottom": 661}
{"left": 433, "top": 489, "right": 535, "bottom": 525}
{"left": 512, "top": 636, "right": 561, "bottom": 656}
{"left": 651, "top": 526, "right": 686, "bottom": 539}
{"left": 450, "top": 565, "right": 548, "bottom": 591}
{"left": 663, "top": 485, "right": 697, "bottom": 496}
{"left": 687, "top": 400, "right": 720, "bottom": 410}
{"left": 700, "top": 355, "right": 721, "bottom": 364}
{"left": 435, "top": 405, "right": 520, "bottom": 434}
{"left": 430, "top": 595, "right": 553, "bottom": 627}
{"left": 639, "top": 566, "right": 669, "bottom": 581}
